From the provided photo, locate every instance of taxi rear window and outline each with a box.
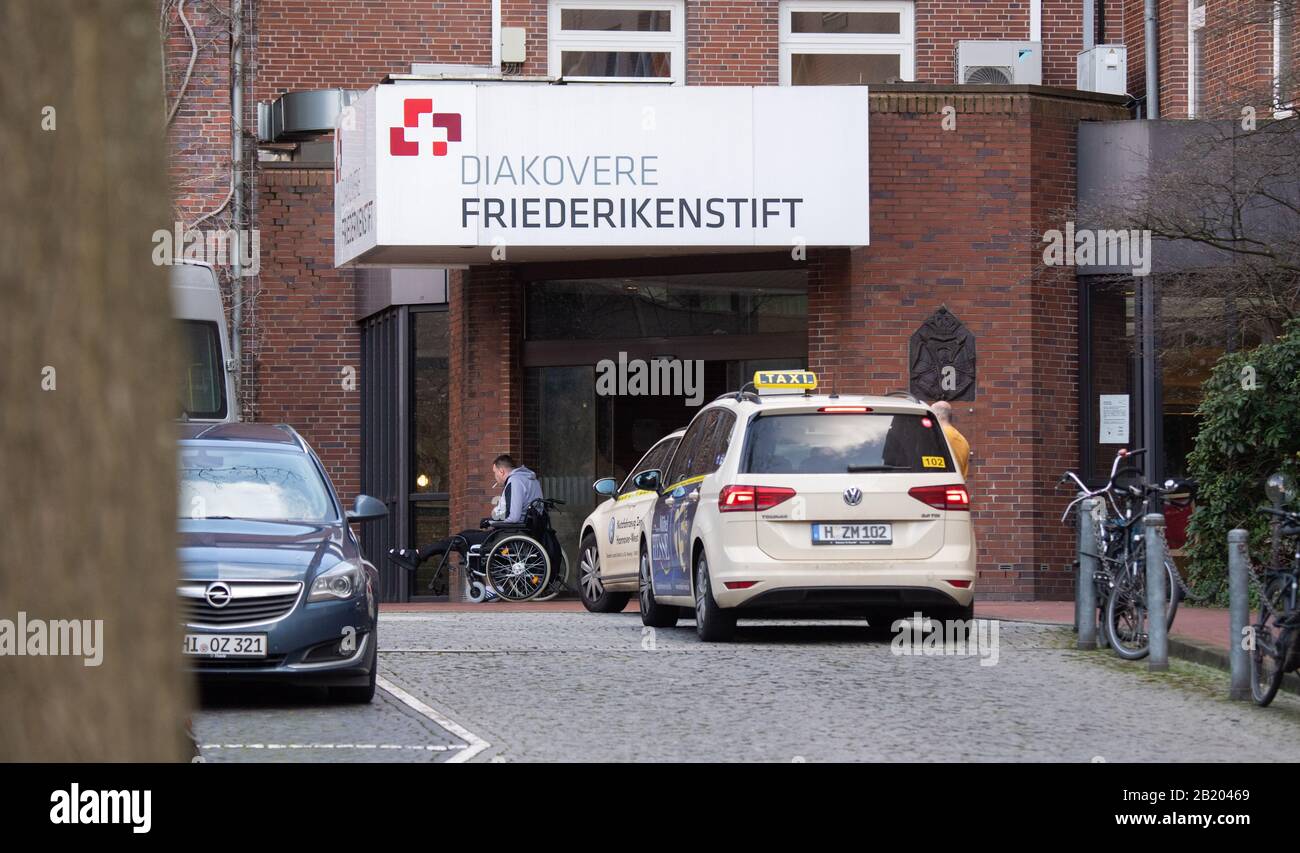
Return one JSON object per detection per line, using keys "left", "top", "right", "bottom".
{"left": 741, "top": 412, "right": 954, "bottom": 475}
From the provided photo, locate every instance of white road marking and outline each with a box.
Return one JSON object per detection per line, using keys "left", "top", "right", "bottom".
{"left": 380, "top": 647, "right": 711, "bottom": 653}
{"left": 376, "top": 674, "right": 490, "bottom": 763}
{"left": 200, "top": 743, "right": 467, "bottom": 751}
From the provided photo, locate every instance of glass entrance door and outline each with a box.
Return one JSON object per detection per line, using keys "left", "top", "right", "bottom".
{"left": 520, "top": 267, "right": 809, "bottom": 575}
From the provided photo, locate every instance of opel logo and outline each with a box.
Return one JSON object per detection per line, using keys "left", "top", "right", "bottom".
{"left": 205, "top": 582, "right": 232, "bottom": 609}
{"left": 843, "top": 487, "right": 863, "bottom": 506}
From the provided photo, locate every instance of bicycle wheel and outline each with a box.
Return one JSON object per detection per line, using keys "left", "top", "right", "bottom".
{"left": 1105, "top": 569, "right": 1150, "bottom": 659}
{"left": 484, "top": 534, "right": 552, "bottom": 602}
{"left": 1105, "top": 549, "right": 1181, "bottom": 659}
{"left": 1164, "top": 555, "right": 1183, "bottom": 628}
{"left": 1251, "top": 577, "right": 1292, "bottom": 706}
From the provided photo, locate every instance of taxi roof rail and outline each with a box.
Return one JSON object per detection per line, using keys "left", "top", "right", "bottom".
{"left": 716, "top": 389, "right": 761, "bottom": 404}
{"left": 718, "top": 381, "right": 761, "bottom": 404}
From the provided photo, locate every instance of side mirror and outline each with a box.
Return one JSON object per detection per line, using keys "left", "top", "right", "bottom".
{"left": 593, "top": 478, "right": 618, "bottom": 498}
{"left": 346, "top": 494, "right": 388, "bottom": 523}
{"left": 633, "top": 468, "right": 662, "bottom": 492}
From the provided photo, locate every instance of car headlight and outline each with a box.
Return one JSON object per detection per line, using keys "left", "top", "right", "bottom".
{"left": 309, "top": 561, "right": 364, "bottom": 602}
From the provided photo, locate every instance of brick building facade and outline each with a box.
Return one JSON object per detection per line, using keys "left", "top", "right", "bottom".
{"left": 161, "top": 0, "right": 1295, "bottom": 601}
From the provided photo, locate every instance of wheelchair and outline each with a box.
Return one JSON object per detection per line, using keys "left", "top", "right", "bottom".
{"left": 390, "top": 497, "right": 568, "bottom": 603}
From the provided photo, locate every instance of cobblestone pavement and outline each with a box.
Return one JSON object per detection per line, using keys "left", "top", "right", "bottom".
{"left": 192, "top": 678, "right": 470, "bottom": 763}
{"left": 194, "top": 611, "right": 1300, "bottom": 762}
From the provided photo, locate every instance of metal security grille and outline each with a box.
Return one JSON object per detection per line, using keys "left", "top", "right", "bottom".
{"left": 361, "top": 307, "right": 407, "bottom": 602}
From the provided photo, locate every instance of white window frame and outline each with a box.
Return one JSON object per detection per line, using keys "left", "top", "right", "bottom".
{"left": 548, "top": 0, "right": 685, "bottom": 85}
{"left": 1274, "top": 0, "right": 1295, "bottom": 117}
{"left": 1188, "top": 0, "right": 1206, "bottom": 117}
{"left": 779, "top": 0, "right": 916, "bottom": 86}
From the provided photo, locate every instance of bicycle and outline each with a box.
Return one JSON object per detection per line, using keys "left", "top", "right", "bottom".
{"left": 1060, "top": 448, "right": 1187, "bottom": 658}
{"left": 1249, "top": 502, "right": 1300, "bottom": 706}
{"left": 1102, "top": 475, "right": 1188, "bottom": 659}
{"left": 1060, "top": 447, "right": 1147, "bottom": 640}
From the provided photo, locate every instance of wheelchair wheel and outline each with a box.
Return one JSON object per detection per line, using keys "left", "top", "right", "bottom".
{"left": 531, "top": 551, "right": 569, "bottom": 602}
{"left": 484, "top": 534, "right": 552, "bottom": 601}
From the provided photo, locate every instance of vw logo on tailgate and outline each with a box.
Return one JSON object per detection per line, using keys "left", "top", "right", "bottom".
{"left": 204, "top": 582, "right": 233, "bottom": 609}
{"left": 843, "top": 487, "right": 863, "bottom": 507}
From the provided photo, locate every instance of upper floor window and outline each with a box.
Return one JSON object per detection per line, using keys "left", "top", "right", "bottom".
{"left": 548, "top": 1, "right": 685, "bottom": 84}
{"left": 1188, "top": 0, "right": 1206, "bottom": 117}
{"left": 1275, "top": 0, "right": 1295, "bottom": 116}
{"left": 779, "top": 1, "right": 915, "bottom": 85}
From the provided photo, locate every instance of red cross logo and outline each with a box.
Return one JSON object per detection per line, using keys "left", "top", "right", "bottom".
{"left": 390, "top": 98, "right": 462, "bottom": 157}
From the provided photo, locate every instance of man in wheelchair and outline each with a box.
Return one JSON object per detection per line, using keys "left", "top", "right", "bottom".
{"left": 389, "top": 455, "right": 564, "bottom": 601}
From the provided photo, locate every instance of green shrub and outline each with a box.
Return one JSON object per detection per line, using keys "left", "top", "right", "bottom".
{"left": 1185, "top": 319, "right": 1300, "bottom": 604}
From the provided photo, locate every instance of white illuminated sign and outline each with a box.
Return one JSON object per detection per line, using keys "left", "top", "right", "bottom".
{"left": 335, "top": 82, "right": 869, "bottom": 266}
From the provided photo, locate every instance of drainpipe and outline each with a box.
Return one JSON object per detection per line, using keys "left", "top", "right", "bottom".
{"left": 492, "top": 0, "right": 501, "bottom": 67}
{"left": 1030, "top": 0, "right": 1041, "bottom": 41}
{"left": 1144, "top": 0, "right": 1160, "bottom": 117}
{"left": 231, "top": 0, "right": 245, "bottom": 411}
{"left": 1083, "top": 0, "right": 1095, "bottom": 51}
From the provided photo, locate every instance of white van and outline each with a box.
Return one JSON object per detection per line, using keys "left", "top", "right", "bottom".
{"left": 171, "top": 261, "right": 238, "bottom": 423}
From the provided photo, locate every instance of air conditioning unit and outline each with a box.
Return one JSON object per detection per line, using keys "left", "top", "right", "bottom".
{"left": 1076, "top": 44, "right": 1128, "bottom": 95}
{"left": 955, "top": 40, "right": 1042, "bottom": 85}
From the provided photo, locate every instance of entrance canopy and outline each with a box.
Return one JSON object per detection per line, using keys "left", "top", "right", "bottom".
{"left": 334, "top": 81, "right": 869, "bottom": 267}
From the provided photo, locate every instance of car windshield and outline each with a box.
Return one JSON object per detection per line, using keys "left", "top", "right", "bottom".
{"left": 742, "top": 412, "right": 955, "bottom": 475}
{"left": 178, "top": 447, "right": 336, "bottom": 522}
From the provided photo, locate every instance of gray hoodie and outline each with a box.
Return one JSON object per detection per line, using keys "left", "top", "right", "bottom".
{"left": 500, "top": 466, "right": 543, "bottom": 524}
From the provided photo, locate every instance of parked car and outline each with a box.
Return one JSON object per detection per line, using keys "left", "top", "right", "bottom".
{"left": 171, "top": 260, "right": 238, "bottom": 424}
{"left": 177, "top": 422, "right": 387, "bottom": 701}
{"left": 637, "top": 370, "right": 976, "bottom": 642}
{"left": 577, "top": 429, "right": 685, "bottom": 612}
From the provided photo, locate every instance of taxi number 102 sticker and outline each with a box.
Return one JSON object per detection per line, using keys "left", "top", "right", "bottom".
{"left": 922, "top": 456, "right": 946, "bottom": 469}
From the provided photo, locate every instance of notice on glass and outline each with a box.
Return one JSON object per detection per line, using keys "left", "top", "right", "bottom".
{"left": 1099, "top": 395, "right": 1129, "bottom": 444}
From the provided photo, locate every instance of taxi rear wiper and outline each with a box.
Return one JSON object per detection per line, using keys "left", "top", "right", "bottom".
{"left": 846, "top": 464, "right": 911, "bottom": 472}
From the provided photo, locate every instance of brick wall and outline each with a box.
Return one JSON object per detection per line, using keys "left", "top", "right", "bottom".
{"left": 916, "top": 1, "right": 1084, "bottom": 87}
{"left": 1117, "top": 0, "right": 1293, "bottom": 118}
{"left": 1198, "top": 0, "right": 1278, "bottom": 117}
{"left": 687, "top": 0, "right": 780, "bottom": 85}
{"left": 803, "top": 89, "right": 1125, "bottom": 599}
{"left": 501, "top": 0, "right": 549, "bottom": 75}
{"left": 254, "top": 166, "right": 361, "bottom": 498}
{"left": 254, "top": 0, "right": 494, "bottom": 101}
{"left": 447, "top": 266, "right": 525, "bottom": 598}
{"left": 163, "top": 0, "right": 232, "bottom": 225}
{"left": 249, "top": 1, "right": 1090, "bottom": 92}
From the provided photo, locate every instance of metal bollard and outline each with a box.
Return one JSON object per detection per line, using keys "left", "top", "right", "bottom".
{"left": 1145, "top": 513, "right": 1169, "bottom": 671}
{"left": 1228, "top": 528, "right": 1250, "bottom": 700}
{"left": 1077, "top": 498, "right": 1100, "bottom": 650}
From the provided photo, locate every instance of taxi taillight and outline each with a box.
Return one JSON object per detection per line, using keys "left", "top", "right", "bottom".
{"left": 908, "top": 484, "right": 970, "bottom": 511}
{"left": 719, "top": 485, "right": 796, "bottom": 512}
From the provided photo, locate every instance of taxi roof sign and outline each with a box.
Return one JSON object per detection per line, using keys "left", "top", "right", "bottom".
{"left": 753, "top": 370, "right": 818, "bottom": 394}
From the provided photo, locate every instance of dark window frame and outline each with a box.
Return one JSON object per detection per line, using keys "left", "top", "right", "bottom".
{"left": 178, "top": 319, "right": 228, "bottom": 421}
